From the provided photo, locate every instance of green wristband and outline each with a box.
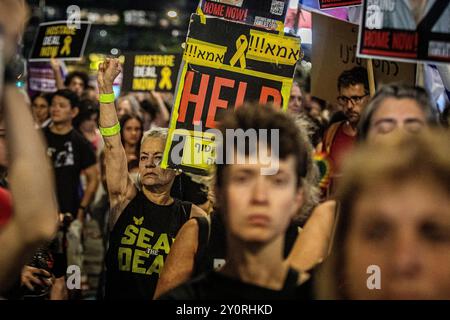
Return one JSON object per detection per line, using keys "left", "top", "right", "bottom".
{"left": 99, "top": 122, "right": 121, "bottom": 137}
{"left": 99, "top": 92, "right": 115, "bottom": 104}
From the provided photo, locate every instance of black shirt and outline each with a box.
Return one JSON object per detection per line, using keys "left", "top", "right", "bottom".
{"left": 105, "top": 192, "right": 192, "bottom": 300}
{"left": 159, "top": 268, "right": 310, "bottom": 300}
{"left": 193, "top": 213, "right": 300, "bottom": 277}
{"left": 43, "top": 127, "right": 96, "bottom": 217}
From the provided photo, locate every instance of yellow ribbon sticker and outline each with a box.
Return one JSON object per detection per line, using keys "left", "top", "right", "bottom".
{"left": 196, "top": 7, "right": 206, "bottom": 24}
{"left": 60, "top": 36, "right": 72, "bottom": 56}
{"left": 158, "top": 67, "right": 173, "bottom": 91}
{"left": 229, "top": 35, "right": 248, "bottom": 70}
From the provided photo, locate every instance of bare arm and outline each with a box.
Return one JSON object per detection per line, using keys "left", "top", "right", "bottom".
{"left": 189, "top": 204, "right": 207, "bottom": 219}
{"left": 97, "top": 58, "right": 136, "bottom": 230}
{"left": 153, "top": 219, "right": 200, "bottom": 299}
{"left": 150, "top": 91, "right": 170, "bottom": 127}
{"left": 287, "top": 200, "right": 337, "bottom": 271}
{"left": 0, "top": 85, "right": 58, "bottom": 292}
{"left": 50, "top": 58, "right": 65, "bottom": 90}
{"left": 77, "top": 164, "right": 99, "bottom": 222}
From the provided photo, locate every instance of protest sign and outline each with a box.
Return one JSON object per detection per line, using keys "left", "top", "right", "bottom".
{"left": 27, "top": 62, "right": 58, "bottom": 93}
{"left": 161, "top": 14, "right": 301, "bottom": 175}
{"left": 29, "top": 21, "right": 91, "bottom": 62}
{"left": 122, "top": 53, "right": 181, "bottom": 93}
{"left": 319, "top": 0, "right": 362, "bottom": 10}
{"left": 311, "top": 11, "right": 416, "bottom": 103}
{"left": 358, "top": 0, "right": 450, "bottom": 64}
{"left": 199, "top": 0, "right": 288, "bottom": 29}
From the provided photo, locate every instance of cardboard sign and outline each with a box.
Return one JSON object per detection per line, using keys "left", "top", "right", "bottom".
{"left": 199, "top": 0, "right": 289, "bottom": 29}
{"left": 161, "top": 14, "right": 301, "bottom": 175}
{"left": 358, "top": 0, "right": 450, "bottom": 64}
{"left": 312, "top": 12, "right": 416, "bottom": 104}
{"left": 29, "top": 21, "right": 91, "bottom": 62}
{"left": 121, "top": 53, "right": 181, "bottom": 93}
{"left": 319, "top": 0, "right": 362, "bottom": 10}
{"left": 27, "top": 62, "right": 58, "bottom": 93}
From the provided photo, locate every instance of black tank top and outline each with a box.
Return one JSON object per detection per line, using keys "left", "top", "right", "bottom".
{"left": 193, "top": 213, "right": 300, "bottom": 277}
{"left": 105, "top": 192, "right": 191, "bottom": 300}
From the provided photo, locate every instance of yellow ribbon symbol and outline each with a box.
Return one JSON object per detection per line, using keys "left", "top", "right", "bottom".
{"left": 158, "top": 67, "right": 173, "bottom": 91}
{"left": 60, "top": 36, "right": 72, "bottom": 56}
{"left": 229, "top": 35, "right": 248, "bottom": 69}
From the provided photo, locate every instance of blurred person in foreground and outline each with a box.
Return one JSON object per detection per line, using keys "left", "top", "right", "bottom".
{"left": 315, "top": 129, "right": 450, "bottom": 299}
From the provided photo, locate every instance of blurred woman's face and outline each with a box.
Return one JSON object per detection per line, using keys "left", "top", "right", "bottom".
{"left": 367, "top": 98, "right": 427, "bottom": 143}
{"left": 117, "top": 100, "right": 132, "bottom": 119}
{"left": 123, "top": 118, "right": 142, "bottom": 147}
{"left": 343, "top": 179, "right": 450, "bottom": 299}
{"left": 32, "top": 96, "right": 50, "bottom": 124}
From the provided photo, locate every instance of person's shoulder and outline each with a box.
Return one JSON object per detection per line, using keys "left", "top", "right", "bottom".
{"left": 158, "top": 272, "right": 212, "bottom": 300}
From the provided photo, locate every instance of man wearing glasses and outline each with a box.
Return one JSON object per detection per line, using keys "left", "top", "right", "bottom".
{"left": 317, "top": 66, "right": 369, "bottom": 197}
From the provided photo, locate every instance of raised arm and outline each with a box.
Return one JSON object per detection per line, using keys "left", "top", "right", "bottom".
{"left": 0, "top": 84, "right": 58, "bottom": 292}
{"left": 150, "top": 91, "right": 170, "bottom": 127}
{"left": 97, "top": 58, "right": 136, "bottom": 230}
{"left": 50, "top": 58, "right": 65, "bottom": 90}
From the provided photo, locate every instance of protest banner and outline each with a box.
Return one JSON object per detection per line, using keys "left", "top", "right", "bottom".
{"left": 161, "top": 13, "right": 301, "bottom": 175}
{"left": 29, "top": 21, "right": 91, "bottom": 62}
{"left": 358, "top": 0, "right": 450, "bottom": 64}
{"left": 122, "top": 53, "right": 181, "bottom": 93}
{"left": 27, "top": 62, "right": 59, "bottom": 93}
{"left": 199, "top": 0, "right": 288, "bottom": 29}
{"left": 319, "top": 0, "right": 362, "bottom": 10}
{"left": 311, "top": 11, "right": 416, "bottom": 103}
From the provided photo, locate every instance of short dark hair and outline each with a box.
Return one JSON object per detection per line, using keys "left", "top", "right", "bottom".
{"left": 216, "top": 103, "right": 308, "bottom": 190}
{"left": 31, "top": 92, "right": 52, "bottom": 106}
{"left": 64, "top": 71, "right": 89, "bottom": 89}
{"left": 73, "top": 99, "right": 99, "bottom": 130}
{"left": 52, "top": 89, "right": 79, "bottom": 109}
{"left": 357, "top": 84, "right": 439, "bottom": 141}
{"left": 337, "top": 66, "right": 369, "bottom": 93}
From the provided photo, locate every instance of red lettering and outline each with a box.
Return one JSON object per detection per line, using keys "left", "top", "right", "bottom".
{"left": 206, "top": 77, "right": 235, "bottom": 128}
{"left": 204, "top": 2, "right": 225, "bottom": 17}
{"left": 235, "top": 82, "right": 247, "bottom": 109}
{"left": 259, "top": 86, "right": 282, "bottom": 107}
{"left": 364, "top": 30, "right": 390, "bottom": 49}
{"left": 392, "top": 32, "right": 417, "bottom": 52}
{"left": 178, "top": 71, "right": 209, "bottom": 125}
{"left": 225, "top": 7, "right": 248, "bottom": 21}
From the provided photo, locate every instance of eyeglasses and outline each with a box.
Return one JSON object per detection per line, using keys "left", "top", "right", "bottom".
{"left": 337, "top": 94, "right": 368, "bottom": 106}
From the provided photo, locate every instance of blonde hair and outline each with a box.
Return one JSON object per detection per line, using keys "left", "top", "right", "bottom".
{"left": 315, "top": 129, "right": 450, "bottom": 299}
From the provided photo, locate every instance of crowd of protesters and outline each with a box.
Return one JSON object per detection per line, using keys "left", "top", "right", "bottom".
{"left": 1, "top": 0, "right": 450, "bottom": 301}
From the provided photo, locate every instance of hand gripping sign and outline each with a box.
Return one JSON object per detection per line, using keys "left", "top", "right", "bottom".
{"left": 161, "top": 14, "right": 301, "bottom": 175}
{"left": 29, "top": 21, "right": 91, "bottom": 62}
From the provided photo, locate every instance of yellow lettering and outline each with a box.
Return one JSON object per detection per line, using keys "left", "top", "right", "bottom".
{"left": 132, "top": 249, "right": 149, "bottom": 274}
{"left": 134, "top": 55, "right": 175, "bottom": 67}
{"left": 39, "top": 46, "right": 59, "bottom": 58}
{"left": 121, "top": 225, "right": 139, "bottom": 245}
{"left": 132, "top": 78, "right": 156, "bottom": 91}
{"left": 153, "top": 233, "right": 170, "bottom": 254}
{"left": 146, "top": 254, "right": 164, "bottom": 275}
{"left": 136, "top": 227, "right": 154, "bottom": 249}
{"left": 45, "top": 25, "right": 77, "bottom": 36}
{"left": 118, "top": 247, "right": 132, "bottom": 271}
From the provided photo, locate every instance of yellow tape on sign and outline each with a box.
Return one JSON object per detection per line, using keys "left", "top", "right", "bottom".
{"left": 246, "top": 30, "right": 301, "bottom": 66}
{"left": 181, "top": 135, "right": 215, "bottom": 170}
{"left": 60, "top": 36, "right": 72, "bottom": 56}
{"left": 229, "top": 35, "right": 248, "bottom": 70}
{"left": 184, "top": 38, "right": 228, "bottom": 69}
{"left": 158, "top": 67, "right": 173, "bottom": 90}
